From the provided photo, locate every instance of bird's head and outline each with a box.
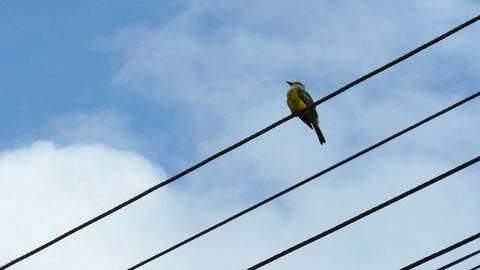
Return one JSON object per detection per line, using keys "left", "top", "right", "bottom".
{"left": 286, "top": 81, "right": 305, "bottom": 90}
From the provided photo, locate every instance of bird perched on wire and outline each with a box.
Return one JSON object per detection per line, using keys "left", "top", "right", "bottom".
{"left": 286, "top": 81, "right": 326, "bottom": 145}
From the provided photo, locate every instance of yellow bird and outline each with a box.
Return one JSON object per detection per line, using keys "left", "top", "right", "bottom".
{"left": 286, "top": 81, "right": 326, "bottom": 145}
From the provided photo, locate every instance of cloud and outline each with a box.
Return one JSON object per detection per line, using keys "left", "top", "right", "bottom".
{"left": 99, "top": 1, "right": 480, "bottom": 269}
{"left": 0, "top": 141, "right": 169, "bottom": 269}
{"left": 49, "top": 110, "right": 138, "bottom": 150}
{"left": 2, "top": 140, "right": 478, "bottom": 269}
{"left": 46, "top": 110, "right": 177, "bottom": 168}
{"left": 106, "top": 0, "right": 480, "bottom": 153}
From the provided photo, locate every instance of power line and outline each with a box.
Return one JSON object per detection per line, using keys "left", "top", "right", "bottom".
{"left": 401, "top": 232, "right": 480, "bottom": 269}
{"left": 2, "top": 14, "right": 479, "bottom": 270}
{"left": 437, "top": 249, "right": 480, "bottom": 270}
{"left": 247, "top": 156, "right": 480, "bottom": 269}
{"left": 309, "top": 15, "right": 480, "bottom": 109}
{"left": 469, "top": 265, "right": 480, "bottom": 270}
{"left": 128, "top": 91, "right": 480, "bottom": 269}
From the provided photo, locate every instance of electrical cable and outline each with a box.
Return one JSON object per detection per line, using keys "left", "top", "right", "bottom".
{"left": 437, "top": 249, "right": 480, "bottom": 270}
{"left": 401, "top": 232, "right": 480, "bottom": 269}
{"left": 128, "top": 91, "right": 480, "bottom": 269}
{"left": 248, "top": 158, "right": 480, "bottom": 269}
{"left": 2, "top": 14, "right": 479, "bottom": 270}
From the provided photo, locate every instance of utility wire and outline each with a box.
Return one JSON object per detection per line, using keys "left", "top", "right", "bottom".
{"left": 128, "top": 91, "right": 480, "bottom": 269}
{"left": 401, "top": 232, "right": 480, "bottom": 269}
{"left": 247, "top": 157, "right": 480, "bottom": 269}
{"left": 2, "top": 14, "right": 479, "bottom": 270}
{"left": 469, "top": 265, "right": 480, "bottom": 270}
{"left": 437, "top": 249, "right": 480, "bottom": 270}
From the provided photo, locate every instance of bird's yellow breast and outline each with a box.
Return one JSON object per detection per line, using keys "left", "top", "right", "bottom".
{"left": 287, "top": 88, "right": 307, "bottom": 112}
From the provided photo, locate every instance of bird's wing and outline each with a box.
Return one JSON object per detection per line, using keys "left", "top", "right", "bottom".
{"left": 297, "top": 89, "right": 318, "bottom": 117}
{"left": 298, "top": 115, "right": 313, "bottom": 129}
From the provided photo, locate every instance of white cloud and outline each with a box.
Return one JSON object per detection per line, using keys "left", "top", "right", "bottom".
{"left": 1, "top": 116, "right": 479, "bottom": 269}
{"left": 50, "top": 110, "right": 138, "bottom": 150}
{"left": 100, "top": 1, "right": 480, "bottom": 269}
{"left": 106, "top": 0, "right": 480, "bottom": 152}
{"left": 0, "top": 141, "right": 171, "bottom": 269}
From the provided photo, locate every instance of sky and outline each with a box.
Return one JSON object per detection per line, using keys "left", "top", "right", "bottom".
{"left": 0, "top": 1, "right": 479, "bottom": 269}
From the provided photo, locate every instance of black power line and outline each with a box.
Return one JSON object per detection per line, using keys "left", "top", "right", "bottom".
{"left": 247, "top": 156, "right": 480, "bottom": 269}
{"left": 437, "top": 249, "right": 480, "bottom": 270}
{"left": 128, "top": 91, "right": 480, "bottom": 269}
{"left": 401, "top": 232, "right": 480, "bottom": 269}
{"left": 2, "top": 14, "right": 479, "bottom": 270}
{"left": 469, "top": 265, "right": 480, "bottom": 270}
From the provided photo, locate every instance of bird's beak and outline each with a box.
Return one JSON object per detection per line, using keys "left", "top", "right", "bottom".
{"left": 286, "top": 81, "right": 293, "bottom": 86}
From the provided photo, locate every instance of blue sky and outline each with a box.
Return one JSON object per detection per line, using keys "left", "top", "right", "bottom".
{"left": 0, "top": 0, "right": 188, "bottom": 168}
{"left": 1, "top": 1, "right": 480, "bottom": 269}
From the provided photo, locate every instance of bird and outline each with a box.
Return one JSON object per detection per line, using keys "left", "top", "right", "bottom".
{"left": 286, "top": 81, "right": 326, "bottom": 145}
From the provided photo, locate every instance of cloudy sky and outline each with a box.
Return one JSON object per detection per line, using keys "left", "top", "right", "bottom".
{"left": 1, "top": 1, "right": 479, "bottom": 269}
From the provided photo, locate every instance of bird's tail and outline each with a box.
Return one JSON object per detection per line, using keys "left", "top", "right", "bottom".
{"left": 313, "top": 123, "right": 326, "bottom": 145}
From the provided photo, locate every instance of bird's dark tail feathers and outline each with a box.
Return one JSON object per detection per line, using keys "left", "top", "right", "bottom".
{"left": 313, "top": 123, "right": 326, "bottom": 145}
